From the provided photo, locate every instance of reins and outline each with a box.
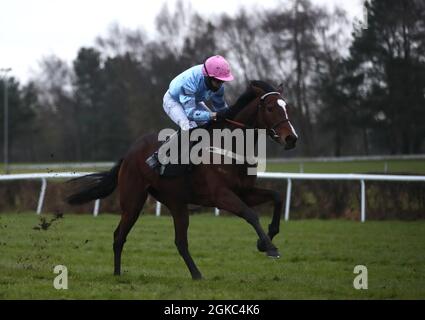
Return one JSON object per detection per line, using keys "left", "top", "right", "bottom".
{"left": 224, "top": 118, "right": 249, "bottom": 128}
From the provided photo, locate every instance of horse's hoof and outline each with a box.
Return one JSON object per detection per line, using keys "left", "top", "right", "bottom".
{"left": 257, "top": 239, "right": 267, "bottom": 252}
{"left": 192, "top": 273, "right": 203, "bottom": 280}
{"left": 266, "top": 249, "right": 281, "bottom": 259}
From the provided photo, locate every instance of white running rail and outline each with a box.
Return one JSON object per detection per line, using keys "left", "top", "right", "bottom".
{"left": 1, "top": 172, "right": 425, "bottom": 222}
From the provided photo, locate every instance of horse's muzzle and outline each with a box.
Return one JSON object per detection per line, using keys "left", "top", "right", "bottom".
{"left": 284, "top": 135, "right": 297, "bottom": 150}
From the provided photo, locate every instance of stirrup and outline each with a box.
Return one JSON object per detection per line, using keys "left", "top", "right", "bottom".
{"left": 146, "top": 153, "right": 160, "bottom": 170}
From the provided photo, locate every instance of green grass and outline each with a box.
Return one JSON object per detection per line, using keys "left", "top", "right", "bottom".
{"left": 1, "top": 213, "right": 424, "bottom": 299}
{"left": 266, "top": 159, "right": 425, "bottom": 174}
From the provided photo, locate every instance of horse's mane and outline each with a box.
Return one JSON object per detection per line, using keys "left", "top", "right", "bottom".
{"left": 228, "top": 80, "right": 276, "bottom": 119}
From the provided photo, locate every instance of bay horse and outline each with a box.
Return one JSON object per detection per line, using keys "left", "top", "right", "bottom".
{"left": 66, "top": 80, "right": 298, "bottom": 280}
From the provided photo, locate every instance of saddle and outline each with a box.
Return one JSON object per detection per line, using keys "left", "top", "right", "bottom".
{"left": 157, "top": 128, "right": 198, "bottom": 178}
{"left": 151, "top": 124, "right": 258, "bottom": 177}
{"left": 159, "top": 146, "right": 258, "bottom": 177}
{"left": 159, "top": 162, "right": 191, "bottom": 177}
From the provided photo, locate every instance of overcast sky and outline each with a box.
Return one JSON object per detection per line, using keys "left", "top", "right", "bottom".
{"left": 0, "top": 0, "right": 364, "bottom": 84}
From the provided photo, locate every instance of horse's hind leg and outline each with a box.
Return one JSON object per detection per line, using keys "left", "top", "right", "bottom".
{"left": 113, "top": 193, "right": 146, "bottom": 275}
{"left": 240, "top": 188, "right": 284, "bottom": 252}
{"left": 113, "top": 173, "right": 148, "bottom": 275}
{"left": 170, "top": 205, "right": 202, "bottom": 280}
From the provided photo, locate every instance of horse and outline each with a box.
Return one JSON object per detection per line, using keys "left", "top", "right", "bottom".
{"left": 66, "top": 80, "right": 298, "bottom": 280}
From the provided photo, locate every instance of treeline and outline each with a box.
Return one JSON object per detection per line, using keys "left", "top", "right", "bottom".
{"left": 1, "top": 0, "right": 425, "bottom": 162}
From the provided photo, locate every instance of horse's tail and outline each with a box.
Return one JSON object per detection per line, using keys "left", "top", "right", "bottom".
{"left": 66, "top": 159, "right": 123, "bottom": 205}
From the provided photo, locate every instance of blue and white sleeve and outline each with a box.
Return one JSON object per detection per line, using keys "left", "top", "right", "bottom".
{"left": 179, "top": 83, "right": 212, "bottom": 122}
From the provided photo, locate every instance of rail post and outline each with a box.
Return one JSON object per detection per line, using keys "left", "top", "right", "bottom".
{"left": 36, "top": 178, "right": 47, "bottom": 215}
{"left": 284, "top": 178, "right": 292, "bottom": 221}
{"left": 360, "top": 180, "right": 366, "bottom": 222}
{"left": 156, "top": 201, "right": 161, "bottom": 217}
{"left": 93, "top": 199, "right": 100, "bottom": 217}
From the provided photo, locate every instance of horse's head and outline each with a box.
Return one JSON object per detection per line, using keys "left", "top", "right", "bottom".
{"left": 231, "top": 81, "right": 298, "bottom": 150}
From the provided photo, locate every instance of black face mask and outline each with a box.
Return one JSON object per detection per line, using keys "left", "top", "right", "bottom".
{"left": 204, "top": 77, "right": 222, "bottom": 92}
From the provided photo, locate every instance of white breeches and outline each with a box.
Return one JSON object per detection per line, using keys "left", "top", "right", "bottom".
{"left": 163, "top": 91, "right": 198, "bottom": 131}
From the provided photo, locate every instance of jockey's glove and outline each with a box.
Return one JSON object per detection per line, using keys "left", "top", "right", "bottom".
{"left": 215, "top": 109, "right": 229, "bottom": 121}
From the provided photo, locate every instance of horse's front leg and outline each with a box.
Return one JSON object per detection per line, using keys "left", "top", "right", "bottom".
{"left": 239, "top": 188, "right": 285, "bottom": 252}
{"left": 214, "top": 188, "right": 280, "bottom": 258}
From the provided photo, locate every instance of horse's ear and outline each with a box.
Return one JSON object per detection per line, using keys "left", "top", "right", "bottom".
{"left": 277, "top": 83, "right": 284, "bottom": 94}
{"left": 252, "top": 85, "right": 263, "bottom": 96}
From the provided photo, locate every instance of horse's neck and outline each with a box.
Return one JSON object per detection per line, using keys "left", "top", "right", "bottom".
{"left": 232, "top": 97, "right": 260, "bottom": 128}
{"left": 205, "top": 94, "right": 262, "bottom": 149}
{"left": 207, "top": 118, "right": 260, "bottom": 152}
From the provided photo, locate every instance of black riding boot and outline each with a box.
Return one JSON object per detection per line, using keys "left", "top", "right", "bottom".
{"left": 145, "top": 129, "right": 182, "bottom": 172}
{"left": 146, "top": 128, "right": 198, "bottom": 175}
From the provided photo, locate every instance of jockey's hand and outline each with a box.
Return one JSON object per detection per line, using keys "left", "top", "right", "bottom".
{"left": 214, "top": 110, "right": 228, "bottom": 121}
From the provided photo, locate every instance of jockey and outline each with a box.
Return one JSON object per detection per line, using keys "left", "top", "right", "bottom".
{"left": 146, "top": 55, "right": 234, "bottom": 171}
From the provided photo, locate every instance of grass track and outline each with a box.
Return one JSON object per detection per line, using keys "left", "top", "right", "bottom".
{"left": 0, "top": 213, "right": 424, "bottom": 299}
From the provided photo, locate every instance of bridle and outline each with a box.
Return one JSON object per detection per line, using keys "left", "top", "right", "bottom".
{"left": 225, "top": 91, "right": 290, "bottom": 139}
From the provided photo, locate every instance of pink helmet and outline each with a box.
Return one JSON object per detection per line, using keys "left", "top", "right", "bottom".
{"left": 202, "top": 55, "right": 234, "bottom": 81}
